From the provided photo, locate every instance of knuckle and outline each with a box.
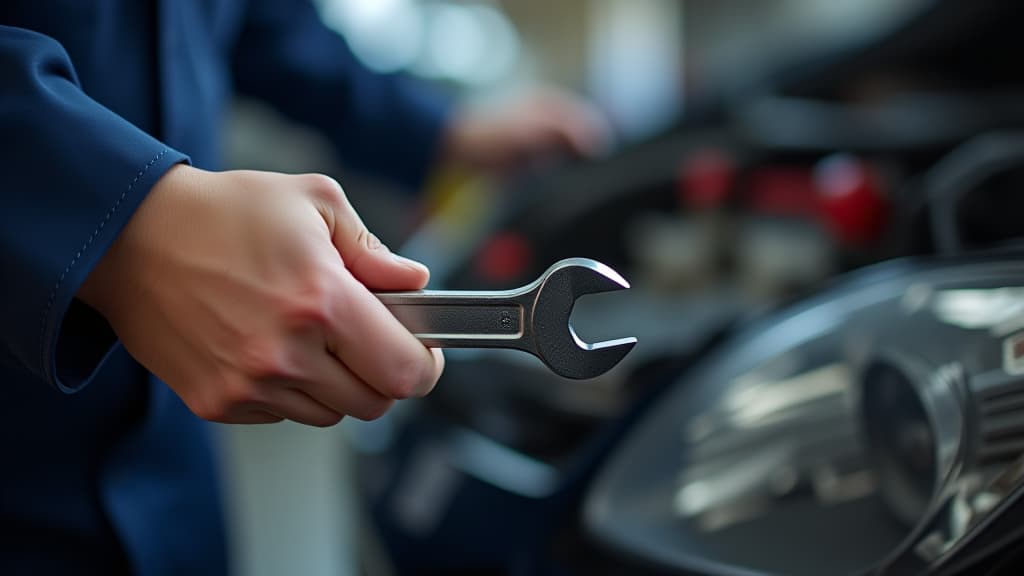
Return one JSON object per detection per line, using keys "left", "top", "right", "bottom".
{"left": 222, "top": 376, "right": 264, "bottom": 408}
{"left": 193, "top": 374, "right": 273, "bottom": 423}
{"left": 354, "top": 226, "right": 383, "bottom": 253}
{"left": 237, "top": 337, "right": 292, "bottom": 380}
{"left": 282, "top": 289, "right": 332, "bottom": 333}
{"left": 191, "top": 379, "right": 252, "bottom": 422}
{"left": 305, "top": 173, "right": 345, "bottom": 204}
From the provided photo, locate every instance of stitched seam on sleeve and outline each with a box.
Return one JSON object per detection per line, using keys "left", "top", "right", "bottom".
{"left": 37, "top": 148, "right": 170, "bottom": 380}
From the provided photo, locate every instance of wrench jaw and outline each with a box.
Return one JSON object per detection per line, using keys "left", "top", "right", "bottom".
{"left": 530, "top": 258, "right": 638, "bottom": 379}
{"left": 543, "top": 258, "right": 632, "bottom": 296}
{"left": 559, "top": 328, "right": 638, "bottom": 379}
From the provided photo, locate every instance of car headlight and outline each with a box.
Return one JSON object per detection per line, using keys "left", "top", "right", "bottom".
{"left": 584, "top": 255, "right": 1024, "bottom": 575}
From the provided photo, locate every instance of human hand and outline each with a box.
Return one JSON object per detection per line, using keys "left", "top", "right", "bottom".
{"left": 78, "top": 165, "right": 443, "bottom": 426}
{"left": 441, "top": 88, "right": 611, "bottom": 174}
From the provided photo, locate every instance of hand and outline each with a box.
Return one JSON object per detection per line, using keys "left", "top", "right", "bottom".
{"left": 78, "top": 165, "right": 444, "bottom": 426}
{"left": 441, "top": 89, "right": 611, "bottom": 174}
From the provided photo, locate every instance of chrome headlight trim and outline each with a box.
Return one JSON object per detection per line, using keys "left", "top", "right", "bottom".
{"left": 584, "top": 255, "right": 1024, "bottom": 576}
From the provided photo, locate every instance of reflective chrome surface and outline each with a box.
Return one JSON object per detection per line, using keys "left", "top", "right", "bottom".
{"left": 585, "top": 257, "right": 1024, "bottom": 576}
{"left": 377, "top": 257, "right": 637, "bottom": 379}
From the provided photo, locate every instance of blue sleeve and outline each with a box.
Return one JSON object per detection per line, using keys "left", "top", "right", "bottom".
{"left": 231, "top": 0, "right": 453, "bottom": 190}
{"left": 0, "top": 26, "right": 189, "bottom": 392}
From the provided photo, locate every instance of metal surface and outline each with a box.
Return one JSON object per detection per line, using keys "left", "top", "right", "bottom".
{"left": 376, "top": 258, "right": 637, "bottom": 379}
{"left": 582, "top": 256, "right": 1024, "bottom": 576}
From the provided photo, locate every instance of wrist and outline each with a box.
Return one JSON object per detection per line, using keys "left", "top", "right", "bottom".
{"left": 77, "top": 162, "right": 196, "bottom": 317}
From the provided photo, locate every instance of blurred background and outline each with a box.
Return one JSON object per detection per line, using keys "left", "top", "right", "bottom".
{"left": 216, "top": 0, "right": 1024, "bottom": 574}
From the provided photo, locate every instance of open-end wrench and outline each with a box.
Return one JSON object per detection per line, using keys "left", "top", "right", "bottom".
{"left": 375, "top": 258, "right": 637, "bottom": 379}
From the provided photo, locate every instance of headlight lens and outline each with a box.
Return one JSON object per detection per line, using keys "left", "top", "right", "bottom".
{"left": 861, "top": 360, "right": 937, "bottom": 525}
{"left": 584, "top": 256, "right": 1024, "bottom": 575}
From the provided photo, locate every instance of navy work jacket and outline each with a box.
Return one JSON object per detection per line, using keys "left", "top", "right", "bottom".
{"left": 0, "top": 1, "right": 448, "bottom": 574}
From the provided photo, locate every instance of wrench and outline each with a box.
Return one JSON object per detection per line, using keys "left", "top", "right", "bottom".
{"left": 375, "top": 258, "right": 637, "bottom": 379}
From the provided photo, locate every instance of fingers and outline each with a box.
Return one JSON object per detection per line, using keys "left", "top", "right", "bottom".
{"left": 204, "top": 351, "right": 397, "bottom": 426}
{"left": 299, "top": 175, "right": 443, "bottom": 401}
{"left": 260, "top": 387, "right": 344, "bottom": 427}
{"left": 297, "top": 352, "right": 396, "bottom": 422}
{"left": 248, "top": 411, "right": 285, "bottom": 424}
{"left": 440, "top": 92, "right": 613, "bottom": 174}
{"left": 513, "top": 92, "right": 610, "bottom": 162}
{"left": 230, "top": 353, "right": 395, "bottom": 426}
{"left": 305, "top": 174, "right": 430, "bottom": 291}
{"left": 324, "top": 268, "right": 445, "bottom": 400}
{"left": 542, "top": 92, "right": 611, "bottom": 158}
{"left": 260, "top": 336, "right": 436, "bottom": 425}
{"left": 230, "top": 410, "right": 286, "bottom": 425}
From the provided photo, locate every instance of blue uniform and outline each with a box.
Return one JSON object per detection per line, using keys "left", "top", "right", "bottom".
{"left": 0, "top": 1, "right": 449, "bottom": 573}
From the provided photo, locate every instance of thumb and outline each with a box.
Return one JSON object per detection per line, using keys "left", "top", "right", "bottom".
{"left": 313, "top": 175, "right": 430, "bottom": 291}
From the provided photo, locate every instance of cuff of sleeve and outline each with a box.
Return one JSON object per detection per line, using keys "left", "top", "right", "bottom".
{"left": 55, "top": 298, "right": 120, "bottom": 389}
{"left": 45, "top": 149, "right": 189, "bottom": 393}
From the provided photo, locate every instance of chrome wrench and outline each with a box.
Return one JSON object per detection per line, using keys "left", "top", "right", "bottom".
{"left": 375, "top": 258, "right": 637, "bottom": 379}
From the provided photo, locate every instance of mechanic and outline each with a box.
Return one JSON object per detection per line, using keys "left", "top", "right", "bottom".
{"left": 0, "top": 1, "right": 605, "bottom": 574}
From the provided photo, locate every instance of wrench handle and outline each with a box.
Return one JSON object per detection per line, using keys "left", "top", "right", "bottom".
{"left": 375, "top": 290, "right": 531, "bottom": 349}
